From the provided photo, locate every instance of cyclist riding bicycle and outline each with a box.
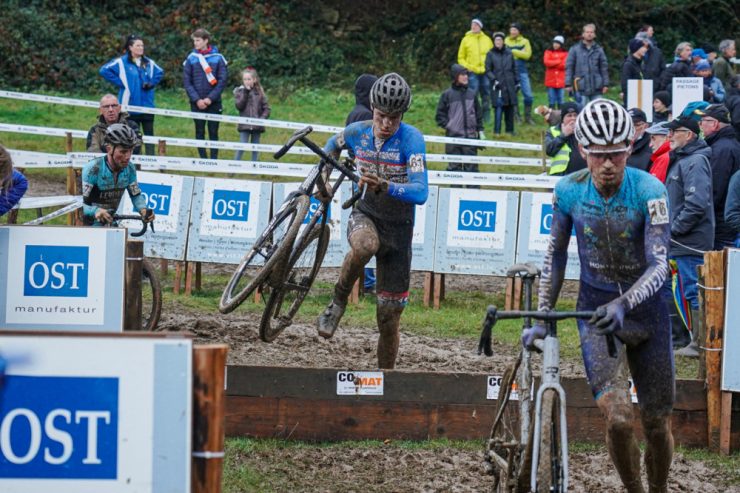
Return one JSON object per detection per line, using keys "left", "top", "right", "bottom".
{"left": 82, "top": 123, "right": 155, "bottom": 226}
{"left": 316, "top": 72, "right": 429, "bottom": 369}
{"left": 524, "top": 99, "right": 674, "bottom": 493}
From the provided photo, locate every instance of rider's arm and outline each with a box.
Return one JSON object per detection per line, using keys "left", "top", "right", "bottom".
{"left": 125, "top": 164, "right": 147, "bottom": 212}
{"left": 612, "top": 192, "right": 671, "bottom": 312}
{"left": 0, "top": 170, "right": 29, "bottom": 216}
{"left": 390, "top": 128, "right": 428, "bottom": 205}
{"left": 81, "top": 162, "right": 100, "bottom": 219}
{"left": 537, "top": 191, "right": 572, "bottom": 311}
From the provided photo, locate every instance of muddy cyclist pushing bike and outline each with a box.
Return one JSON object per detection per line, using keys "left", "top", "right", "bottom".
{"left": 530, "top": 99, "right": 675, "bottom": 493}
{"left": 317, "top": 72, "right": 429, "bottom": 369}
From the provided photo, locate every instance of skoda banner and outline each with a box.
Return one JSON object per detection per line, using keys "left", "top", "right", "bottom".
{"left": 0, "top": 226, "right": 125, "bottom": 332}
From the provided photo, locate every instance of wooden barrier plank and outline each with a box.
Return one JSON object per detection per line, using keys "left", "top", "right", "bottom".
{"left": 704, "top": 250, "right": 725, "bottom": 451}
{"left": 721, "top": 391, "right": 732, "bottom": 455}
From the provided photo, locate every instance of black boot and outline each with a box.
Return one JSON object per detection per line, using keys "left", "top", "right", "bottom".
{"left": 524, "top": 104, "right": 534, "bottom": 125}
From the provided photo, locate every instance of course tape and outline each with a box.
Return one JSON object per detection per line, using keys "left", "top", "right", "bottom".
{"left": 1, "top": 122, "right": 548, "bottom": 167}
{"left": 0, "top": 89, "right": 542, "bottom": 151}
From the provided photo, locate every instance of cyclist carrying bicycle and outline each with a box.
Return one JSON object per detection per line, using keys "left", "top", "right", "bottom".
{"left": 317, "top": 72, "right": 429, "bottom": 369}
{"left": 81, "top": 124, "right": 155, "bottom": 226}
{"left": 523, "top": 99, "right": 674, "bottom": 493}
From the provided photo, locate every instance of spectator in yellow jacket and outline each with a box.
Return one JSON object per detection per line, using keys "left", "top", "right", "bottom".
{"left": 458, "top": 18, "right": 493, "bottom": 123}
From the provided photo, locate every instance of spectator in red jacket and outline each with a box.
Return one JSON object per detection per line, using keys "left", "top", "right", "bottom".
{"left": 544, "top": 35, "right": 568, "bottom": 109}
{"left": 645, "top": 121, "right": 671, "bottom": 183}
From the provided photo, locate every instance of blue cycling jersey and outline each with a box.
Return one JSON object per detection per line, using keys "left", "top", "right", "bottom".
{"left": 324, "top": 121, "right": 428, "bottom": 223}
{"left": 539, "top": 167, "right": 670, "bottom": 312}
{"left": 82, "top": 156, "right": 146, "bottom": 225}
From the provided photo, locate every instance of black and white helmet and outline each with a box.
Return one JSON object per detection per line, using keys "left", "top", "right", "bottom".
{"left": 575, "top": 99, "right": 634, "bottom": 147}
{"left": 370, "top": 72, "right": 412, "bottom": 115}
{"left": 104, "top": 123, "right": 140, "bottom": 149}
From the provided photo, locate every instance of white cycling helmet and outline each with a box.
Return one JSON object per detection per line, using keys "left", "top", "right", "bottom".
{"left": 370, "top": 72, "right": 412, "bottom": 115}
{"left": 574, "top": 99, "right": 634, "bottom": 148}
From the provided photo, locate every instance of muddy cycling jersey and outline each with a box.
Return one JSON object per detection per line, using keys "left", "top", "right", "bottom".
{"left": 324, "top": 120, "right": 428, "bottom": 224}
{"left": 540, "top": 167, "right": 670, "bottom": 312}
{"left": 82, "top": 156, "right": 146, "bottom": 225}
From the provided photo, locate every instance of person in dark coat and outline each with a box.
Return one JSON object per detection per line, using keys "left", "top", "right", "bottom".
{"left": 635, "top": 31, "right": 665, "bottom": 89}
{"left": 485, "top": 32, "right": 519, "bottom": 135}
{"left": 652, "top": 91, "right": 672, "bottom": 123}
{"left": 725, "top": 171, "right": 740, "bottom": 247}
{"left": 620, "top": 39, "right": 647, "bottom": 105}
{"left": 626, "top": 108, "right": 652, "bottom": 171}
{"left": 697, "top": 104, "right": 740, "bottom": 249}
{"left": 724, "top": 75, "right": 740, "bottom": 140}
{"left": 659, "top": 42, "right": 693, "bottom": 91}
{"left": 346, "top": 74, "right": 378, "bottom": 125}
{"left": 435, "top": 64, "right": 483, "bottom": 173}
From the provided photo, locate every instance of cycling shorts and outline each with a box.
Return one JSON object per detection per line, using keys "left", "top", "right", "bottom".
{"left": 347, "top": 209, "right": 413, "bottom": 297}
{"left": 576, "top": 282, "right": 674, "bottom": 417}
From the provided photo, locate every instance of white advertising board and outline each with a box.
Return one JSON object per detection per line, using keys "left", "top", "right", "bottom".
{"left": 0, "top": 333, "right": 192, "bottom": 492}
{"left": 722, "top": 249, "right": 740, "bottom": 391}
{"left": 0, "top": 226, "right": 125, "bottom": 332}
{"left": 117, "top": 171, "right": 194, "bottom": 261}
{"left": 627, "top": 79, "right": 654, "bottom": 122}
{"left": 671, "top": 77, "right": 704, "bottom": 118}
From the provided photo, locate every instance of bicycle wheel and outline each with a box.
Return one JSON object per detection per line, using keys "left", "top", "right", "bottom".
{"left": 219, "top": 195, "right": 310, "bottom": 314}
{"left": 485, "top": 353, "right": 524, "bottom": 493}
{"left": 259, "top": 223, "right": 330, "bottom": 342}
{"left": 534, "top": 389, "right": 564, "bottom": 493}
{"left": 141, "top": 258, "right": 162, "bottom": 331}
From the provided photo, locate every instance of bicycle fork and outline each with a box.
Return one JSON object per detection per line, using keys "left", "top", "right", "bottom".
{"left": 530, "top": 332, "right": 568, "bottom": 493}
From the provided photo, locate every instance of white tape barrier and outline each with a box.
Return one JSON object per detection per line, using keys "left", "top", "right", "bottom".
{"left": 1, "top": 122, "right": 548, "bottom": 167}
{"left": 18, "top": 195, "right": 80, "bottom": 210}
{"left": 9, "top": 149, "right": 73, "bottom": 168}
{"left": 0, "top": 89, "right": 542, "bottom": 152}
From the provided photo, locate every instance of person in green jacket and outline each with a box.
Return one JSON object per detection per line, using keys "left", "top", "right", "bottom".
{"left": 505, "top": 22, "right": 534, "bottom": 125}
{"left": 457, "top": 18, "right": 493, "bottom": 124}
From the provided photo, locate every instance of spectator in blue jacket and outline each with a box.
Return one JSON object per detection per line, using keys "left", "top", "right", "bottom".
{"left": 183, "top": 28, "right": 228, "bottom": 160}
{"left": 0, "top": 145, "right": 28, "bottom": 217}
{"left": 100, "top": 34, "right": 164, "bottom": 155}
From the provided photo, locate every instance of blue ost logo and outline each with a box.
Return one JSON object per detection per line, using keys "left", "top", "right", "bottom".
{"left": 140, "top": 183, "right": 172, "bottom": 215}
{"left": 24, "top": 246, "right": 89, "bottom": 297}
{"left": 211, "top": 190, "right": 250, "bottom": 222}
{"left": 458, "top": 200, "right": 497, "bottom": 232}
{"left": 0, "top": 375, "right": 119, "bottom": 479}
{"left": 303, "top": 196, "right": 331, "bottom": 225}
{"left": 540, "top": 204, "right": 575, "bottom": 236}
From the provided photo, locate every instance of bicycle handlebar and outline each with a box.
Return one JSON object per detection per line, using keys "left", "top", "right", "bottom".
{"left": 273, "top": 126, "right": 313, "bottom": 159}
{"left": 274, "top": 126, "right": 360, "bottom": 184}
{"left": 478, "top": 306, "right": 617, "bottom": 359}
{"left": 112, "top": 209, "right": 155, "bottom": 237}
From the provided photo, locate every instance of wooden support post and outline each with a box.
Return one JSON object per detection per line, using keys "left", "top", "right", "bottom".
{"left": 704, "top": 250, "right": 726, "bottom": 452}
{"left": 423, "top": 272, "right": 434, "bottom": 307}
{"left": 350, "top": 279, "right": 360, "bottom": 304}
{"left": 123, "top": 240, "right": 144, "bottom": 331}
{"left": 65, "top": 132, "right": 75, "bottom": 225}
{"left": 505, "top": 276, "right": 523, "bottom": 310}
{"left": 174, "top": 262, "right": 184, "bottom": 295}
{"left": 195, "top": 262, "right": 202, "bottom": 292}
{"left": 720, "top": 391, "right": 732, "bottom": 455}
{"left": 433, "top": 273, "right": 445, "bottom": 310}
{"left": 160, "top": 258, "right": 168, "bottom": 277}
{"left": 192, "top": 344, "right": 228, "bottom": 493}
{"left": 185, "top": 262, "right": 195, "bottom": 296}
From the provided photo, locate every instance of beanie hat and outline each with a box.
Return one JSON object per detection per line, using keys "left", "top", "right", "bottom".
{"left": 653, "top": 91, "right": 671, "bottom": 107}
{"left": 449, "top": 63, "right": 468, "bottom": 82}
{"left": 694, "top": 60, "right": 711, "bottom": 71}
{"left": 629, "top": 38, "right": 646, "bottom": 54}
{"left": 493, "top": 32, "right": 505, "bottom": 41}
{"left": 510, "top": 22, "right": 522, "bottom": 31}
{"left": 553, "top": 35, "right": 565, "bottom": 45}
{"left": 472, "top": 18, "right": 483, "bottom": 29}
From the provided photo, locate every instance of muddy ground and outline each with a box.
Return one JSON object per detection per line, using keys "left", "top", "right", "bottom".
{"left": 228, "top": 442, "right": 736, "bottom": 493}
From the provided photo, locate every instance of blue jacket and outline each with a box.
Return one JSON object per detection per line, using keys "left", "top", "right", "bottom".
{"left": 100, "top": 55, "right": 164, "bottom": 113}
{"left": 183, "top": 47, "right": 228, "bottom": 103}
{"left": 0, "top": 170, "right": 28, "bottom": 216}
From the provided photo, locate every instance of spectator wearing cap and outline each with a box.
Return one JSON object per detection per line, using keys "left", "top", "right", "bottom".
{"left": 565, "top": 23, "right": 609, "bottom": 105}
{"left": 653, "top": 90, "right": 672, "bottom": 123}
{"left": 695, "top": 60, "right": 725, "bottom": 103}
{"left": 457, "top": 18, "right": 493, "bottom": 124}
{"left": 665, "top": 115, "right": 713, "bottom": 356}
{"left": 660, "top": 42, "right": 693, "bottom": 91}
{"left": 544, "top": 35, "right": 568, "bottom": 109}
{"left": 626, "top": 108, "right": 651, "bottom": 171}
{"left": 700, "top": 44, "right": 718, "bottom": 64}
{"left": 486, "top": 32, "right": 519, "bottom": 135}
{"left": 545, "top": 102, "right": 586, "bottom": 175}
{"left": 435, "top": 64, "right": 484, "bottom": 175}
{"left": 691, "top": 48, "right": 708, "bottom": 67}
{"left": 505, "top": 22, "right": 534, "bottom": 125}
{"left": 725, "top": 169, "right": 740, "bottom": 248}
{"left": 621, "top": 38, "right": 648, "bottom": 106}
{"left": 713, "top": 40, "right": 737, "bottom": 93}
{"left": 645, "top": 121, "right": 672, "bottom": 182}
{"left": 697, "top": 104, "right": 740, "bottom": 249}
{"left": 635, "top": 29, "right": 666, "bottom": 88}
